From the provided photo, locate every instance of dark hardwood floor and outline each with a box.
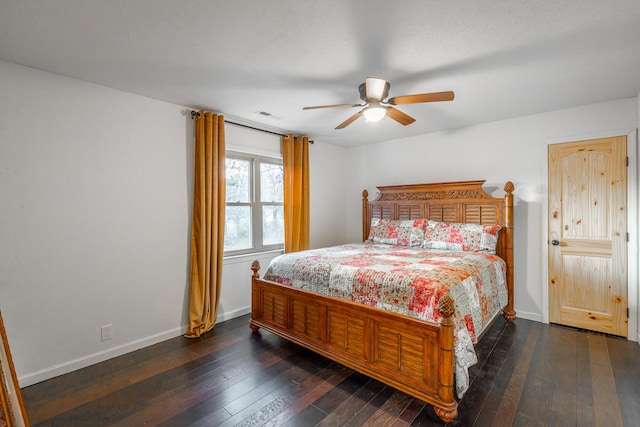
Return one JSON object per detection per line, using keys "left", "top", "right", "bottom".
{"left": 22, "top": 314, "right": 640, "bottom": 426}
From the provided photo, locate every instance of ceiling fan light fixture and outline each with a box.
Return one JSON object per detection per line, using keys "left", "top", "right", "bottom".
{"left": 363, "top": 107, "right": 386, "bottom": 123}
{"left": 363, "top": 103, "right": 387, "bottom": 122}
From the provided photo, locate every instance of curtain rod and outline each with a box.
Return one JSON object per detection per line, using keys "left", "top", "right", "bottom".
{"left": 190, "top": 110, "right": 313, "bottom": 144}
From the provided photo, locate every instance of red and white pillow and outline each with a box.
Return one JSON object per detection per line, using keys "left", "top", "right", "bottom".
{"left": 368, "top": 218, "right": 429, "bottom": 247}
{"left": 422, "top": 220, "right": 501, "bottom": 254}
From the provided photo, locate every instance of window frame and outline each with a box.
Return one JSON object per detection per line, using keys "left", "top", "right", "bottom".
{"left": 224, "top": 151, "right": 284, "bottom": 257}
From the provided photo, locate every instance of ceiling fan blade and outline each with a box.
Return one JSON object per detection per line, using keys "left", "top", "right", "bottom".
{"left": 335, "top": 111, "right": 363, "bottom": 129}
{"left": 303, "top": 103, "right": 363, "bottom": 110}
{"left": 387, "top": 91, "right": 454, "bottom": 105}
{"left": 386, "top": 107, "right": 416, "bottom": 126}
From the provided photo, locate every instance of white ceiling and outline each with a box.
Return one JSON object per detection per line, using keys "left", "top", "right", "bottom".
{"left": 1, "top": 1, "right": 639, "bottom": 147}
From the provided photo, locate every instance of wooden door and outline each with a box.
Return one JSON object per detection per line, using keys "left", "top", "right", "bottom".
{"left": 548, "top": 136, "right": 627, "bottom": 337}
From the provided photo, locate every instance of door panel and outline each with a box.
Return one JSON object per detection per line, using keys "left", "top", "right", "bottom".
{"left": 548, "top": 136, "right": 627, "bottom": 336}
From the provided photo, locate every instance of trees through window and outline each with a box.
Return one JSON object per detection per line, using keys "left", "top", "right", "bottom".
{"left": 225, "top": 152, "right": 284, "bottom": 255}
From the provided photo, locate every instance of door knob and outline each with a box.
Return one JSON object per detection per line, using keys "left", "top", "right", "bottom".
{"left": 551, "top": 240, "right": 560, "bottom": 246}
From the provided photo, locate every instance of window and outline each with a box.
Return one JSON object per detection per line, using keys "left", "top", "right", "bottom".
{"left": 225, "top": 152, "right": 284, "bottom": 255}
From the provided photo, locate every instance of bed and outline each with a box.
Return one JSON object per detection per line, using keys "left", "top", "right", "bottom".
{"left": 249, "top": 180, "right": 515, "bottom": 422}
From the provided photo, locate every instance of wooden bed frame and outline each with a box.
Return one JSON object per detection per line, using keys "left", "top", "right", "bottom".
{"left": 249, "top": 180, "right": 516, "bottom": 422}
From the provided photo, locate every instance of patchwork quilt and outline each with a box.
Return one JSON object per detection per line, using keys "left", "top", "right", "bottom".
{"left": 263, "top": 242, "right": 508, "bottom": 397}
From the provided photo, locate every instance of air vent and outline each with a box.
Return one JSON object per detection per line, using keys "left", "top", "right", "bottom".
{"left": 255, "top": 110, "right": 281, "bottom": 120}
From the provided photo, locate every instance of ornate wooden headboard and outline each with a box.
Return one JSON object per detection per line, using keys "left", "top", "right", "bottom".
{"left": 362, "top": 180, "right": 515, "bottom": 320}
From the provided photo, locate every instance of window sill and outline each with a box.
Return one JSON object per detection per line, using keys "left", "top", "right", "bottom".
{"left": 223, "top": 249, "right": 284, "bottom": 264}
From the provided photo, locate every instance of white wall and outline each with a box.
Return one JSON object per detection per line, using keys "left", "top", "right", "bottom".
{"left": 0, "top": 60, "right": 350, "bottom": 386}
{"left": 308, "top": 141, "right": 349, "bottom": 248}
{"left": 344, "top": 98, "right": 638, "bottom": 336}
{"left": 0, "top": 61, "right": 192, "bottom": 385}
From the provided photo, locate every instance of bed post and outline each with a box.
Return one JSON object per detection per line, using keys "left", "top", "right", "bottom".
{"left": 435, "top": 295, "right": 458, "bottom": 422}
{"left": 503, "top": 182, "right": 516, "bottom": 321}
{"left": 249, "top": 260, "right": 261, "bottom": 333}
{"left": 362, "top": 189, "right": 369, "bottom": 242}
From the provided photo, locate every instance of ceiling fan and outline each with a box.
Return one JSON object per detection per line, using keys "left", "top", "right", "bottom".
{"left": 302, "top": 77, "right": 454, "bottom": 129}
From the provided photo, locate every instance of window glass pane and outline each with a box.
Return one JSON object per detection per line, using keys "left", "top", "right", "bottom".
{"left": 262, "top": 205, "right": 284, "bottom": 246}
{"left": 226, "top": 158, "right": 251, "bottom": 203}
{"left": 224, "top": 206, "right": 252, "bottom": 251}
{"left": 260, "top": 162, "right": 283, "bottom": 202}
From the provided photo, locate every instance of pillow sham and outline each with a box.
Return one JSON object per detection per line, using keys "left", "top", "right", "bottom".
{"left": 368, "top": 218, "right": 429, "bottom": 246}
{"left": 423, "top": 220, "right": 501, "bottom": 253}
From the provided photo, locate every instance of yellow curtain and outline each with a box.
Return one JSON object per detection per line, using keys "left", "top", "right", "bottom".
{"left": 282, "top": 134, "right": 310, "bottom": 253}
{"left": 185, "top": 111, "right": 226, "bottom": 338}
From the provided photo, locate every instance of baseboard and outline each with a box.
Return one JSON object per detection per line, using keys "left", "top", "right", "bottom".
{"left": 514, "top": 309, "right": 543, "bottom": 323}
{"left": 19, "top": 306, "right": 253, "bottom": 388}
{"left": 216, "top": 306, "right": 251, "bottom": 323}
{"left": 19, "top": 326, "right": 186, "bottom": 387}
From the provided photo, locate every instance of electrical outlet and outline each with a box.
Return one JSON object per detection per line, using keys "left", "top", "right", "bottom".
{"left": 101, "top": 324, "right": 113, "bottom": 341}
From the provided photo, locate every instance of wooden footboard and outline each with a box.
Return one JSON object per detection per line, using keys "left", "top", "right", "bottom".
{"left": 250, "top": 261, "right": 459, "bottom": 422}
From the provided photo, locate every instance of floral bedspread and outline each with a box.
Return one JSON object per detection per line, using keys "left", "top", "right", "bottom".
{"left": 263, "top": 242, "right": 508, "bottom": 397}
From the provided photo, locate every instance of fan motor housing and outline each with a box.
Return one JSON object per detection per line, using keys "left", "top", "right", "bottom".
{"left": 359, "top": 81, "right": 390, "bottom": 101}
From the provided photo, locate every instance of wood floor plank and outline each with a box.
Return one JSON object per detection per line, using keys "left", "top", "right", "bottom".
{"left": 40, "top": 335, "right": 298, "bottom": 426}
{"left": 454, "top": 377, "right": 495, "bottom": 426}
{"left": 546, "top": 328, "right": 580, "bottom": 425}
{"left": 574, "top": 330, "right": 596, "bottom": 427}
{"left": 111, "top": 348, "right": 281, "bottom": 424}
{"left": 221, "top": 350, "right": 328, "bottom": 416}
{"left": 278, "top": 403, "right": 327, "bottom": 427}
{"left": 214, "top": 352, "right": 341, "bottom": 427}
{"left": 262, "top": 363, "right": 353, "bottom": 426}
{"left": 153, "top": 345, "right": 310, "bottom": 426}
{"left": 606, "top": 334, "right": 640, "bottom": 427}
{"left": 548, "top": 326, "right": 578, "bottom": 390}
{"left": 588, "top": 334, "right": 624, "bottom": 427}
{"left": 311, "top": 371, "right": 372, "bottom": 414}
{"left": 21, "top": 315, "right": 640, "bottom": 427}
{"left": 23, "top": 317, "right": 253, "bottom": 423}
{"left": 607, "top": 335, "right": 640, "bottom": 396}
{"left": 343, "top": 385, "right": 398, "bottom": 427}
{"left": 548, "top": 388, "right": 578, "bottom": 427}
{"left": 361, "top": 390, "right": 414, "bottom": 426}
{"left": 467, "top": 319, "right": 503, "bottom": 382}
{"left": 26, "top": 314, "right": 246, "bottom": 400}
{"left": 515, "top": 323, "right": 573, "bottom": 425}
{"left": 511, "top": 412, "right": 546, "bottom": 427}
{"left": 409, "top": 405, "right": 447, "bottom": 427}
{"left": 617, "top": 393, "right": 640, "bottom": 427}
{"left": 492, "top": 322, "right": 540, "bottom": 426}
{"left": 472, "top": 319, "right": 532, "bottom": 426}
{"left": 211, "top": 375, "right": 304, "bottom": 426}
{"left": 516, "top": 374, "right": 553, "bottom": 425}
{"left": 396, "top": 397, "right": 425, "bottom": 425}
{"left": 316, "top": 378, "right": 386, "bottom": 426}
